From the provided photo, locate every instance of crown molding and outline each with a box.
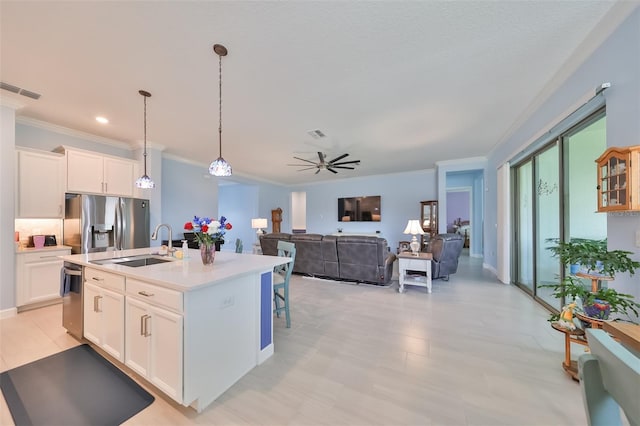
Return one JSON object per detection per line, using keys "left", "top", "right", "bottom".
{"left": 15, "top": 116, "right": 133, "bottom": 151}
{"left": 162, "top": 152, "right": 287, "bottom": 187}
{"left": 132, "top": 140, "right": 166, "bottom": 151}
{"left": 435, "top": 156, "right": 487, "bottom": 168}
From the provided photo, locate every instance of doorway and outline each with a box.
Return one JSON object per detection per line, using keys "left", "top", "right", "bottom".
{"left": 446, "top": 188, "right": 471, "bottom": 249}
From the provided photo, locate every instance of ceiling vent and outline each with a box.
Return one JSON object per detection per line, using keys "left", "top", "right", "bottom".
{"left": 1, "top": 81, "right": 41, "bottom": 99}
{"left": 307, "top": 129, "right": 326, "bottom": 139}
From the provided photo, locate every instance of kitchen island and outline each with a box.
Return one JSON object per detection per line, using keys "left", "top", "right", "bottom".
{"left": 60, "top": 247, "right": 289, "bottom": 413}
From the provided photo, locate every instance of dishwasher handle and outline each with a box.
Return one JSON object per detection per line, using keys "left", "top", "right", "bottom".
{"left": 63, "top": 268, "right": 83, "bottom": 277}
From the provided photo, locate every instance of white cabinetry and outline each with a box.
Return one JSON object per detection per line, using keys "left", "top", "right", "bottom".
{"left": 125, "top": 278, "right": 183, "bottom": 402}
{"left": 83, "top": 267, "right": 125, "bottom": 361}
{"left": 65, "top": 148, "right": 135, "bottom": 196}
{"left": 15, "top": 149, "right": 64, "bottom": 218}
{"left": 16, "top": 248, "right": 71, "bottom": 307}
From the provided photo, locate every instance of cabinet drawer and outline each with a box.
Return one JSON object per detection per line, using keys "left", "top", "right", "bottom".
{"left": 402, "top": 258, "right": 429, "bottom": 272}
{"left": 20, "top": 250, "right": 70, "bottom": 264}
{"left": 127, "top": 278, "right": 183, "bottom": 313}
{"left": 85, "top": 267, "right": 125, "bottom": 293}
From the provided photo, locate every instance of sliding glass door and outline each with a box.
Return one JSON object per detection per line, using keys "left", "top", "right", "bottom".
{"left": 512, "top": 112, "right": 606, "bottom": 311}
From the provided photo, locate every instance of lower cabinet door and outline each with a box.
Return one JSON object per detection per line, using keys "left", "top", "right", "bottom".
{"left": 148, "top": 305, "right": 183, "bottom": 402}
{"left": 83, "top": 282, "right": 124, "bottom": 362}
{"left": 125, "top": 298, "right": 183, "bottom": 403}
{"left": 23, "top": 258, "right": 63, "bottom": 304}
{"left": 100, "top": 288, "right": 125, "bottom": 362}
{"left": 125, "top": 298, "right": 150, "bottom": 377}
{"left": 83, "top": 282, "right": 102, "bottom": 345}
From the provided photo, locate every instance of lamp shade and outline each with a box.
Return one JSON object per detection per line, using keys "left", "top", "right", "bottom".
{"left": 251, "top": 218, "right": 268, "bottom": 229}
{"left": 403, "top": 220, "right": 425, "bottom": 235}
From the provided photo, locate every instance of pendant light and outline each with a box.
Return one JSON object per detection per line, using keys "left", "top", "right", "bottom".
{"left": 209, "top": 44, "right": 232, "bottom": 177}
{"left": 135, "top": 89, "right": 155, "bottom": 188}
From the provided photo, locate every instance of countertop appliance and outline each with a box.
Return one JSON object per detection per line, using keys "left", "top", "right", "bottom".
{"left": 27, "top": 234, "right": 57, "bottom": 247}
{"left": 62, "top": 261, "right": 83, "bottom": 339}
{"left": 64, "top": 193, "right": 150, "bottom": 254}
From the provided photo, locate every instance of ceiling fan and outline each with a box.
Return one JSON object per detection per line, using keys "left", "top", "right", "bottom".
{"left": 288, "top": 152, "right": 361, "bottom": 174}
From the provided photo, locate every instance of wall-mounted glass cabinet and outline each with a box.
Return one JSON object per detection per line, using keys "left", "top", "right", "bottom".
{"left": 420, "top": 200, "right": 438, "bottom": 251}
{"left": 596, "top": 146, "right": 639, "bottom": 212}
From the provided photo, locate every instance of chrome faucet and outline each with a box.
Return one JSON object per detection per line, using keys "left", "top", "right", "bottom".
{"left": 151, "top": 223, "right": 173, "bottom": 253}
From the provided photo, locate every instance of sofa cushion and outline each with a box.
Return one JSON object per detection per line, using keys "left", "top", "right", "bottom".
{"left": 290, "top": 234, "right": 325, "bottom": 275}
{"left": 336, "top": 236, "right": 390, "bottom": 283}
{"left": 259, "top": 233, "right": 292, "bottom": 256}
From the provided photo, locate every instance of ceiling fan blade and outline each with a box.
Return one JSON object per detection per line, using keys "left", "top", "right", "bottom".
{"left": 293, "top": 156, "right": 318, "bottom": 165}
{"left": 326, "top": 167, "right": 338, "bottom": 174}
{"left": 297, "top": 166, "right": 318, "bottom": 171}
{"left": 315, "top": 168, "right": 321, "bottom": 174}
{"left": 328, "top": 153, "right": 349, "bottom": 164}
{"left": 331, "top": 160, "right": 361, "bottom": 166}
{"left": 332, "top": 166, "right": 355, "bottom": 170}
{"left": 317, "top": 152, "right": 325, "bottom": 164}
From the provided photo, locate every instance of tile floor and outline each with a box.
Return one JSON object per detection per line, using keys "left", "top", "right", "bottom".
{"left": 1, "top": 255, "right": 589, "bottom": 425}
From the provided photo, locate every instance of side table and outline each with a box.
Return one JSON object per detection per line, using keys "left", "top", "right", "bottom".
{"left": 398, "top": 252, "right": 433, "bottom": 293}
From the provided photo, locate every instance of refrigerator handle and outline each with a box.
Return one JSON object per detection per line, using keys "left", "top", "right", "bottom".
{"left": 119, "top": 200, "right": 125, "bottom": 250}
{"left": 114, "top": 201, "right": 121, "bottom": 250}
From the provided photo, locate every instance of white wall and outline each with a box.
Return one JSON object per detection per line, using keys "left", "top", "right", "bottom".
{"left": 295, "top": 169, "right": 437, "bottom": 251}
{"left": 0, "top": 104, "right": 17, "bottom": 313}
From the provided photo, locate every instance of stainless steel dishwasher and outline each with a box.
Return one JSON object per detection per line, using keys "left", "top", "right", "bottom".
{"left": 62, "top": 262, "right": 83, "bottom": 339}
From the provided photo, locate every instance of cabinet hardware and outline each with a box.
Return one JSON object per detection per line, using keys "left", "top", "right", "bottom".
{"left": 92, "top": 277, "right": 104, "bottom": 282}
{"left": 140, "top": 315, "right": 145, "bottom": 336}
{"left": 93, "top": 295, "right": 103, "bottom": 312}
{"left": 105, "top": 182, "right": 108, "bottom": 193}
{"left": 144, "top": 315, "right": 151, "bottom": 337}
{"left": 58, "top": 204, "right": 62, "bottom": 215}
{"left": 138, "top": 291, "right": 154, "bottom": 297}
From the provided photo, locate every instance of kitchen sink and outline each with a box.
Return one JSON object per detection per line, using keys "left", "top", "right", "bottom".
{"left": 89, "top": 254, "right": 175, "bottom": 267}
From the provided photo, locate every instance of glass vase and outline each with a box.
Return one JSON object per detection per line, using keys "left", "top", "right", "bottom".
{"left": 200, "top": 244, "right": 215, "bottom": 265}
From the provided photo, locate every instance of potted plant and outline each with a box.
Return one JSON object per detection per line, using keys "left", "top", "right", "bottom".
{"left": 545, "top": 238, "right": 640, "bottom": 321}
{"left": 545, "top": 276, "right": 639, "bottom": 321}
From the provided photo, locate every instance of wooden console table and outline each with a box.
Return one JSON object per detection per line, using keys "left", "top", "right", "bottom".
{"left": 603, "top": 321, "right": 640, "bottom": 353}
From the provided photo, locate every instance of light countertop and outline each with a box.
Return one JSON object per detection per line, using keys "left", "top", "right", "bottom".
{"left": 16, "top": 245, "right": 72, "bottom": 254}
{"left": 60, "top": 247, "right": 289, "bottom": 292}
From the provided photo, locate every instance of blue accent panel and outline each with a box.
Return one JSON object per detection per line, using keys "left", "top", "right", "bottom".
{"left": 260, "top": 272, "right": 272, "bottom": 350}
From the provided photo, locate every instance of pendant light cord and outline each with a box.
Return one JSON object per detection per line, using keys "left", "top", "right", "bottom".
{"left": 218, "top": 51, "right": 223, "bottom": 158}
{"left": 143, "top": 94, "right": 148, "bottom": 175}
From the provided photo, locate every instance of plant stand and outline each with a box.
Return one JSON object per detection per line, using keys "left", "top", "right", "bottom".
{"left": 575, "top": 272, "right": 613, "bottom": 292}
{"left": 550, "top": 322, "right": 587, "bottom": 381}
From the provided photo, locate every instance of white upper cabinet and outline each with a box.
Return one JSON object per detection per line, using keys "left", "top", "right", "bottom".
{"left": 16, "top": 149, "right": 64, "bottom": 218}
{"left": 64, "top": 147, "right": 135, "bottom": 197}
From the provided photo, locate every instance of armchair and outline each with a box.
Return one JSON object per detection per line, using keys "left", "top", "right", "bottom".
{"left": 428, "top": 233, "right": 464, "bottom": 280}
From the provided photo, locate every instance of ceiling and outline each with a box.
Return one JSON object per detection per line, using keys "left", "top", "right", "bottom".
{"left": 0, "top": 1, "right": 629, "bottom": 185}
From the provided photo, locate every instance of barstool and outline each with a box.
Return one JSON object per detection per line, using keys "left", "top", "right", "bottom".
{"left": 273, "top": 240, "right": 295, "bottom": 328}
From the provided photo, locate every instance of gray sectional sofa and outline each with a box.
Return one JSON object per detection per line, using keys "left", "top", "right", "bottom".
{"left": 259, "top": 233, "right": 396, "bottom": 285}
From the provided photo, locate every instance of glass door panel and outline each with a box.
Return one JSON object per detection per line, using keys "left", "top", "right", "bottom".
{"left": 535, "top": 145, "right": 560, "bottom": 309}
{"left": 516, "top": 161, "right": 533, "bottom": 292}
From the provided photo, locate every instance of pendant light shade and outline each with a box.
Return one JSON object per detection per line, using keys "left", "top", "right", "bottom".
{"left": 209, "top": 43, "right": 232, "bottom": 177}
{"left": 135, "top": 89, "right": 155, "bottom": 189}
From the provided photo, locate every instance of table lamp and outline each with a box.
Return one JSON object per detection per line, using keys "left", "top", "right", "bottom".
{"left": 403, "top": 219, "right": 425, "bottom": 256}
{"left": 251, "top": 218, "right": 268, "bottom": 238}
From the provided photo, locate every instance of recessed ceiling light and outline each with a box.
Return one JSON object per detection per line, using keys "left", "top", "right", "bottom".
{"left": 96, "top": 116, "right": 109, "bottom": 124}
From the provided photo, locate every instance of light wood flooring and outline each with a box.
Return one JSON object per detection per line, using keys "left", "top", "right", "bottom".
{"left": 1, "top": 255, "right": 589, "bottom": 425}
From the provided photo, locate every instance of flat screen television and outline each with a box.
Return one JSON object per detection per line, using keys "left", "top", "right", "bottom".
{"left": 338, "top": 195, "right": 381, "bottom": 222}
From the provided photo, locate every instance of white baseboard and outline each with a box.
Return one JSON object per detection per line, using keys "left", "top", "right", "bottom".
{"left": 0, "top": 307, "right": 18, "bottom": 319}
{"left": 482, "top": 263, "right": 509, "bottom": 284}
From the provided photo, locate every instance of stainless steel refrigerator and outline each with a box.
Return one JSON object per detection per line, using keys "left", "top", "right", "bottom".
{"left": 64, "top": 193, "right": 150, "bottom": 254}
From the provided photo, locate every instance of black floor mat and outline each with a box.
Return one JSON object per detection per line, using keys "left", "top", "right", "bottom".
{"left": 1, "top": 344, "right": 154, "bottom": 426}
